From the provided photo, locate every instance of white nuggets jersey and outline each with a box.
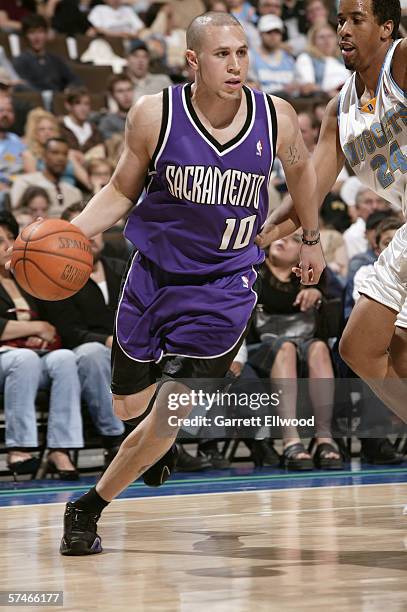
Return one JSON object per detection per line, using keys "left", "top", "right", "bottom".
{"left": 338, "top": 40, "right": 407, "bottom": 217}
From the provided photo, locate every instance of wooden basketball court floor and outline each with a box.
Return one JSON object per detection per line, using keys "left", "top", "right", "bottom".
{"left": 1, "top": 467, "right": 407, "bottom": 612}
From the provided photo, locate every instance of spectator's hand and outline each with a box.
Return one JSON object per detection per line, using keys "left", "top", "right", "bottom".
{"left": 32, "top": 321, "right": 57, "bottom": 343}
{"left": 25, "top": 336, "right": 48, "bottom": 349}
{"left": 105, "top": 335, "right": 113, "bottom": 348}
{"left": 229, "top": 360, "right": 243, "bottom": 378}
{"left": 5, "top": 246, "right": 12, "bottom": 271}
{"left": 68, "top": 149, "right": 85, "bottom": 166}
{"left": 294, "top": 288, "right": 322, "bottom": 311}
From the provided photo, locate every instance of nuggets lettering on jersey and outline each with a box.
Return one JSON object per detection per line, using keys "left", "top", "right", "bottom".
{"left": 124, "top": 83, "right": 277, "bottom": 276}
{"left": 338, "top": 40, "right": 407, "bottom": 216}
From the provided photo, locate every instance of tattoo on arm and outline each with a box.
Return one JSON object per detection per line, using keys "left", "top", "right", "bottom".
{"left": 286, "top": 146, "right": 300, "bottom": 166}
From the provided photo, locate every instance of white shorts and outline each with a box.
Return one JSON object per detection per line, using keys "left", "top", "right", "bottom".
{"left": 359, "top": 222, "right": 407, "bottom": 329}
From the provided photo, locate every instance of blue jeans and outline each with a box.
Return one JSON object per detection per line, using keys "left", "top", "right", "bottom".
{"left": 74, "top": 342, "right": 124, "bottom": 437}
{"left": 0, "top": 348, "right": 84, "bottom": 448}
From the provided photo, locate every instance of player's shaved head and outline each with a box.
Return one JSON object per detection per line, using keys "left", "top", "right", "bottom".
{"left": 187, "top": 11, "right": 244, "bottom": 52}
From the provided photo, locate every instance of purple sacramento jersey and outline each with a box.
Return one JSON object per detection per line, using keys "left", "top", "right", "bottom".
{"left": 117, "top": 84, "right": 278, "bottom": 362}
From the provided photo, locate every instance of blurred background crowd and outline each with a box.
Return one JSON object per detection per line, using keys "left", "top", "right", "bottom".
{"left": 0, "top": 0, "right": 407, "bottom": 481}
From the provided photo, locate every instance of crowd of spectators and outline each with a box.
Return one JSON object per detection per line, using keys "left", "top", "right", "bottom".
{"left": 0, "top": 0, "right": 406, "bottom": 479}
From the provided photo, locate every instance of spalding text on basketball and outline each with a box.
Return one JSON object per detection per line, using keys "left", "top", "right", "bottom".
{"left": 58, "top": 237, "right": 92, "bottom": 253}
{"left": 61, "top": 265, "right": 89, "bottom": 285}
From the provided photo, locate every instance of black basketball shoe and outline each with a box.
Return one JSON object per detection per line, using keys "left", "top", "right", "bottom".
{"left": 142, "top": 444, "right": 179, "bottom": 487}
{"left": 60, "top": 502, "right": 103, "bottom": 556}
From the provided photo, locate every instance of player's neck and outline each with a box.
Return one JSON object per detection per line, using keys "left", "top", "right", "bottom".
{"left": 356, "top": 42, "right": 393, "bottom": 99}
{"left": 191, "top": 82, "right": 243, "bottom": 130}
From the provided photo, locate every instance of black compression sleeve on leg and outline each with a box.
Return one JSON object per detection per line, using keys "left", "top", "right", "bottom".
{"left": 123, "top": 389, "right": 158, "bottom": 429}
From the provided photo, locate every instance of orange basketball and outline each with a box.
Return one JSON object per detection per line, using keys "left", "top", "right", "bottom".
{"left": 11, "top": 219, "right": 94, "bottom": 301}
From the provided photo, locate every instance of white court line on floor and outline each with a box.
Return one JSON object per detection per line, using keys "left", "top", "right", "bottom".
{"left": 4, "top": 502, "right": 407, "bottom": 533}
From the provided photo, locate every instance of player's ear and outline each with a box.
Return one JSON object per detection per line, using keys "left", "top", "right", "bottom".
{"left": 186, "top": 49, "right": 198, "bottom": 71}
{"left": 380, "top": 19, "right": 395, "bottom": 42}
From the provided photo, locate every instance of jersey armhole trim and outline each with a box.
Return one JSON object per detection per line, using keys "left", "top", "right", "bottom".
{"left": 265, "top": 94, "right": 278, "bottom": 159}
{"left": 150, "top": 87, "right": 171, "bottom": 170}
{"left": 337, "top": 92, "right": 342, "bottom": 125}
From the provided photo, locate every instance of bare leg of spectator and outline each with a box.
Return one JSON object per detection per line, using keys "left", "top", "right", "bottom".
{"left": 271, "top": 341, "right": 310, "bottom": 459}
{"left": 307, "top": 341, "right": 339, "bottom": 459}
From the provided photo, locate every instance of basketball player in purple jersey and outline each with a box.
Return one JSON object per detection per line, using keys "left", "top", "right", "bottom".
{"left": 259, "top": 0, "right": 407, "bottom": 425}
{"left": 59, "top": 11, "right": 325, "bottom": 555}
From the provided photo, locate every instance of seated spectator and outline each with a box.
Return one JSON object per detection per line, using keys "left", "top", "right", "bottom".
{"left": 98, "top": 74, "right": 134, "bottom": 140}
{"left": 140, "top": 2, "right": 187, "bottom": 73}
{"left": 343, "top": 187, "right": 389, "bottom": 260}
{"left": 250, "top": 15, "right": 297, "bottom": 97}
{"left": 87, "top": 0, "right": 143, "bottom": 39}
{"left": 281, "top": 0, "right": 308, "bottom": 56}
{"left": 40, "top": 204, "right": 126, "bottom": 468}
{"left": 59, "top": 87, "right": 105, "bottom": 158}
{"left": 23, "top": 107, "right": 90, "bottom": 188}
{"left": 0, "top": 211, "right": 83, "bottom": 479}
{"left": 343, "top": 210, "right": 395, "bottom": 320}
{"left": 256, "top": 0, "right": 291, "bottom": 50}
{"left": 304, "top": 0, "right": 329, "bottom": 29}
{"left": 205, "top": 0, "right": 228, "bottom": 10}
{"left": 15, "top": 185, "right": 51, "bottom": 228}
{"left": 0, "top": 0, "right": 36, "bottom": 32}
{"left": 258, "top": 0, "right": 284, "bottom": 18}
{"left": 87, "top": 159, "right": 113, "bottom": 195}
{"left": 0, "top": 47, "right": 26, "bottom": 89}
{"left": 11, "top": 137, "right": 83, "bottom": 216}
{"left": 226, "top": 0, "right": 257, "bottom": 24}
{"left": 320, "top": 221, "right": 348, "bottom": 281}
{"left": 126, "top": 40, "right": 172, "bottom": 103}
{"left": 170, "top": 0, "right": 206, "bottom": 30}
{"left": 13, "top": 15, "right": 81, "bottom": 92}
{"left": 248, "top": 232, "right": 342, "bottom": 470}
{"left": 298, "top": 111, "right": 318, "bottom": 152}
{"left": 295, "top": 23, "right": 350, "bottom": 97}
{"left": 45, "top": 0, "right": 95, "bottom": 36}
{"left": 0, "top": 95, "right": 26, "bottom": 206}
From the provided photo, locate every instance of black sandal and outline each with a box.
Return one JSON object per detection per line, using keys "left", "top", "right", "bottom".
{"left": 280, "top": 443, "right": 314, "bottom": 471}
{"left": 313, "top": 443, "right": 343, "bottom": 470}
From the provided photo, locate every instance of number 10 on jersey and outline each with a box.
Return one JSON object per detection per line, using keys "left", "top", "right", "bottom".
{"left": 219, "top": 215, "right": 257, "bottom": 250}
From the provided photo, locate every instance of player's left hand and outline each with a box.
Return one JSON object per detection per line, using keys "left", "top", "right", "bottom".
{"left": 292, "top": 243, "right": 326, "bottom": 285}
{"left": 255, "top": 222, "right": 279, "bottom": 249}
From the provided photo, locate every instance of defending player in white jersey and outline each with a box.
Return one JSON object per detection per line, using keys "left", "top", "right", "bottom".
{"left": 258, "top": 0, "right": 407, "bottom": 423}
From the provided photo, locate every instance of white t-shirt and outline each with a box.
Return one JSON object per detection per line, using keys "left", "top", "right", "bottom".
{"left": 343, "top": 217, "right": 367, "bottom": 260}
{"left": 63, "top": 116, "right": 92, "bottom": 147}
{"left": 295, "top": 53, "right": 350, "bottom": 93}
{"left": 97, "top": 280, "right": 109, "bottom": 305}
{"left": 88, "top": 5, "right": 143, "bottom": 35}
